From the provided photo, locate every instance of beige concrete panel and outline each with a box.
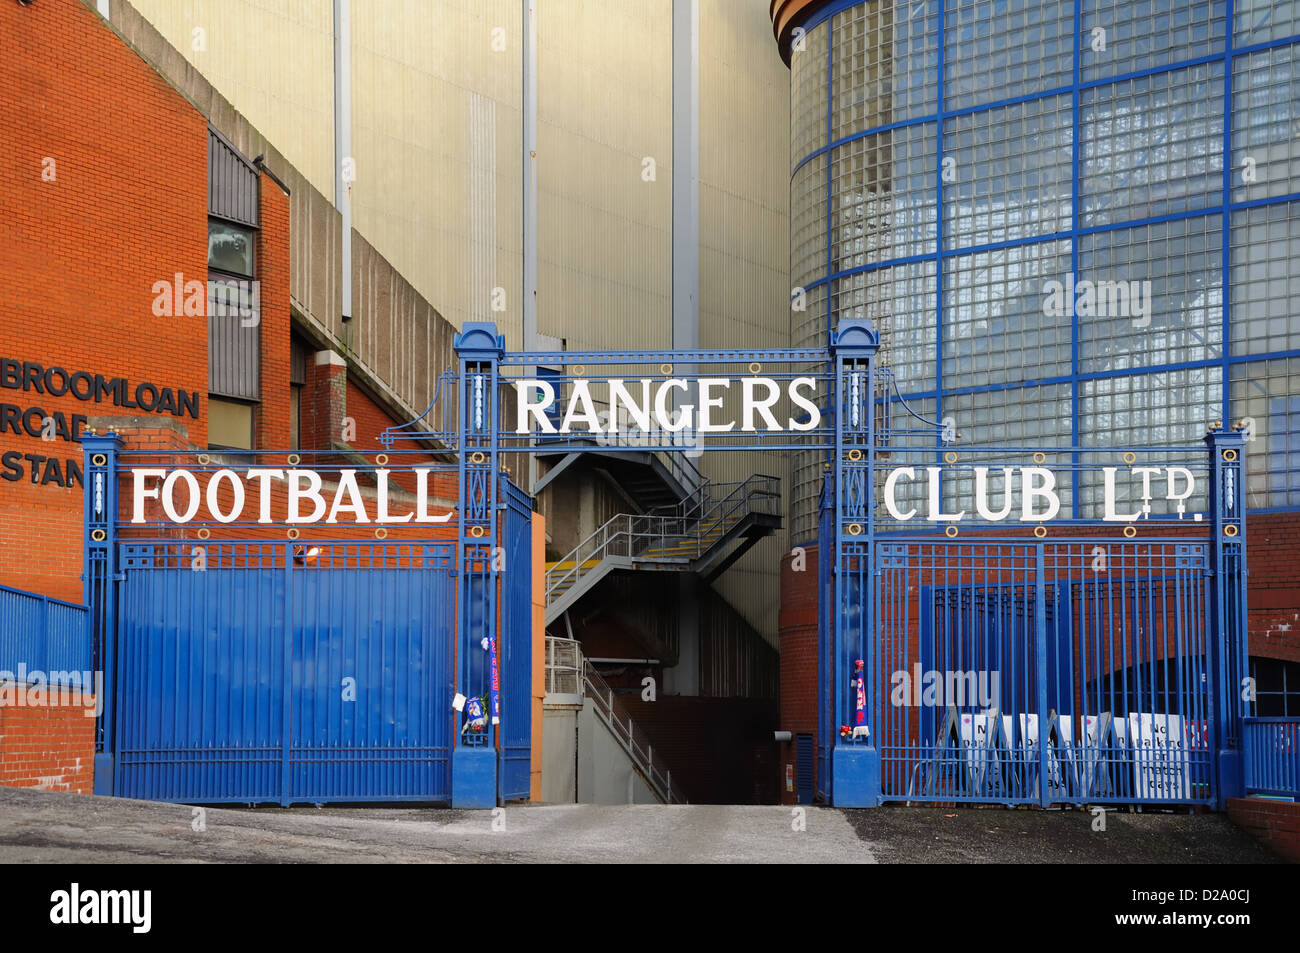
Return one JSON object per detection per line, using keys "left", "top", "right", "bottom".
{"left": 127, "top": 0, "right": 335, "bottom": 200}
{"left": 119, "top": 0, "right": 795, "bottom": 640}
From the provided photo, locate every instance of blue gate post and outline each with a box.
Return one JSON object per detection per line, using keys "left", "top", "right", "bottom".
{"left": 816, "top": 483, "right": 833, "bottom": 802}
{"left": 827, "top": 319, "right": 881, "bottom": 807}
{"left": 1206, "top": 424, "right": 1248, "bottom": 808}
{"left": 82, "top": 431, "right": 122, "bottom": 796}
{"left": 452, "top": 323, "right": 505, "bottom": 808}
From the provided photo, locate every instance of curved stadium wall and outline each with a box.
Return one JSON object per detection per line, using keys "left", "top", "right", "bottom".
{"left": 785, "top": 0, "right": 1300, "bottom": 543}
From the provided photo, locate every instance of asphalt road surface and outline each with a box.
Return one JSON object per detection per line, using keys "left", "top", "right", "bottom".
{"left": 0, "top": 787, "right": 1282, "bottom": 863}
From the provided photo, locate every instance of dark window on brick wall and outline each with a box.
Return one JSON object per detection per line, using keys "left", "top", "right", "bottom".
{"left": 1251, "top": 657, "right": 1300, "bottom": 717}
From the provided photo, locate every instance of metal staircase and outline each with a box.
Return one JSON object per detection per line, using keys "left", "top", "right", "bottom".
{"left": 544, "top": 473, "right": 780, "bottom": 624}
{"left": 534, "top": 441, "right": 704, "bottom": 511}
{"left": 582, "top": 658, "right": 688, "bottom": 804}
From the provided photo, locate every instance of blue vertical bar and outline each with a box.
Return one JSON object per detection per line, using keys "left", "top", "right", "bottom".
{"left": 281, "top": 545, "right": 293, "bottom": 806}
{"left": 833, "top": 352, "right": 845, "bottom": 765}
{"left": 82, "top": 432, "right": 121, "bottom": 794}
{"left": 817, "top": 483, "right": 832, "bottom": 801}
{"left": 934, "top": 0, "right": 945, "bottom": 449}
{"left": 1221, "top": 1, "right": 1234, "bottom": 426}
{"left": 829, "top": 319, "right": 880, "bottom": 806}
{"left": 452, "top": 323, "right": 505, "bottom": 808}
{"left": 1069, "top": 0, "right": 1082, "bottom": 518}
{"left": 1206, "top": 426, "right": 1247, "bottom": 806}
{"left": 822, "top": 10, "right": 835, "bottom": 801}
{"left": 1035, "top": 543, "right": 1050, "bottom": 807}
{"left": 826, "top": 12, "right": 834, "bottom": 342}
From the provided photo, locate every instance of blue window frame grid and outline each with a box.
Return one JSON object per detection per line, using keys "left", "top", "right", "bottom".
{"left": 787, "top": 0, "right": 1300, "bottom": 512}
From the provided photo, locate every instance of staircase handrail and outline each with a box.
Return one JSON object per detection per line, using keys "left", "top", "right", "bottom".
{"left": 576, "top": 395, "right": 703, "bottom": 496}
{"left": 583, "top": 659, "right": 688, "bottom": 804}
{"left": 546, "top": 473, "right": 781, "bottom": 598}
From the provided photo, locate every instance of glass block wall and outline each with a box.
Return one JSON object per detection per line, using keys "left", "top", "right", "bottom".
{"left": 787, "top": 0, "right": 1300, "bottom": 541}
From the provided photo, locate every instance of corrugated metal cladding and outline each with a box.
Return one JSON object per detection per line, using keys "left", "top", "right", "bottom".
{"left": 0, "top": 585, "right": 90, "bottom": 674}
{"left": 208, "top": 126, "right": 260, "bottom": 227}
{"left": 208, "top": 127, "right": 260, "bottom": 400}
{"left": 208, "top": 281, "right": 260, "bottom": 400}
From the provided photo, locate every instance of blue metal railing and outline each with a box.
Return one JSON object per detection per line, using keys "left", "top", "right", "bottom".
{"left": 0, "top": 584, "right": 90, "bottom": 675}
{"left": 1243, "top": 717, "right": 1300, "bottom": 797}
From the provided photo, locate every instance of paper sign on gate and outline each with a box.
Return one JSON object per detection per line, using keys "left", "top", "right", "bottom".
{"left": 1082, "top": 713, "right": 1127, "bottom": 797}
{"left": 1018, "top": 713, "right": 1062, "bottom": 789}
{"left": 959, "top": 712, "right": 987, "bottom": 788}
{"left": 1128, "top": 713, "right": 1190, "bottom": 800}
{"left": 1084, "top": 713, "right": 1128, "bottom": 748}
{"left": 1027, "top": 713, "right": 1075, "bottom": 791}
{"left": 1018, "top": 713, "right": 1038, "bottom": 748}
{"left": 962, "top": 712, "right": 1014, "bottom": 748}
{"left": 961, "top": 710, "right": 1013, "bottom": 789}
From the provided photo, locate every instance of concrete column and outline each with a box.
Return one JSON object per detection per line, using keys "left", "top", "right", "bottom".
{"left": 668, "top": 0, "right": 700, "bottom": 699}
{"left": 665, "top": 575, "right": 700, "bottom": 696}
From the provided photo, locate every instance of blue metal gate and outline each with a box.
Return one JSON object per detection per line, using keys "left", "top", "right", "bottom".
{"left": 874, "top": 539, "right": 1215, "bottom": 806}
{"left": 498, "top": 481, "right": 533, "bottom": 800}
{"left": 113, "top": 540, "right": 455, "bottom": 804}
{"left": 82, "top": 438, "right": 537, "bottom": 807}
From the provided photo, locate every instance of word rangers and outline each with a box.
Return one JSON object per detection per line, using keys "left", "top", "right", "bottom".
{"left": 512, "top": 376, "right": 820, "bottom": 435}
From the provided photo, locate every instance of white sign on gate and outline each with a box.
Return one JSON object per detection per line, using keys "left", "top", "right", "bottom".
{"left": 1020, "top": 713, "right": 1074, "bottom": 791}
{"left": 1018, "top": 713, "right": 1043, "bottom": 775}
{"left": 1084, "top": 713, "right": 1129, "bottom": 748}
{"left": 1050, "top": 716, "right": 1075, "bottom": 791}
{"left": 1018, "top": 713, "right": 1038, "bottom": 747}
{"left": 961, "top": 711, "right": 1013, "bottom": 749}
{"left": 1082, "top": 713, "right": 1127, "bottom": 796}
{"left": 960, "top": 710, "right": 1014, "bottom": 789}
{"left": 1128, "top": 713, "right": 1190, "bottom": 800}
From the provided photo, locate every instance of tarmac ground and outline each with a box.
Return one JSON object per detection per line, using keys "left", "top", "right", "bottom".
{"left": 0, "top": 787, "right": 1283, "bottom": 863}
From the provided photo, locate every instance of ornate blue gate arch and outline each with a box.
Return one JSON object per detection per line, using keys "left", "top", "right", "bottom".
{"left": 420, "top": 318, "right": 1246, "bottom": 809}
{"left": 83, "top": 317, "right": 1248, "bottom": 808}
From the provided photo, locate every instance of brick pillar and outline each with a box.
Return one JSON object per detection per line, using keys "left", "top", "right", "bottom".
{"left": 83, "top": 416, "right": 198, "bottom": 529}
{"left": 257, "top": 171, "right": 292, "bottom": 451}
{"left": 303, "top": 351, "right": 347, "bottom": 451}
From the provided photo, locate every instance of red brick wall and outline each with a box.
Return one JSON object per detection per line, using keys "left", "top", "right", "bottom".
{"left": 0, "top": 689, "right": 97, "bottom": 794}
{"left": 1226, "top": 797, "right": 1300, "bottom": 862}
{"left": 0, "top": 0, "right": 209, "bottom": 602}
{"left": 257, "top": 174, "right": 292, "bottom": 453}
{"left": 346, "top": 380, "right": 407, "bottom": 456}
{"left": 779, "top": 544, "right": 820, "bottom": 736}
{"left": 1247, "top": 512, "right": 1300, "bottom": 663}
